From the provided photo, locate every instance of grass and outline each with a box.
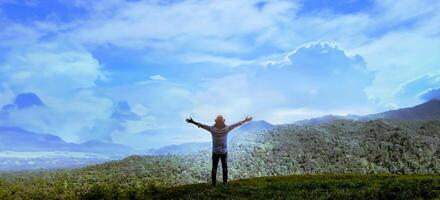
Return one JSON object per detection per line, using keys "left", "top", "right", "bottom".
{"left": 2, "top": 173, "right": 440, "bottom": 199}
{"left": 149, "top": 174, "right": 440, "bottom": 200}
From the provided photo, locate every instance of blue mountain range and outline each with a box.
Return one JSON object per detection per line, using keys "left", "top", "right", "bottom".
{"left": 296, "top": 99, "right": 440, "bottom": 125}
{"left": 0, "top": 126, "right": 134, "bottom": 155}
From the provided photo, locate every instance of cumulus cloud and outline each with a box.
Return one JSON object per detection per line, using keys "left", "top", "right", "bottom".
{"left": 2, "top": 92, "right": 45, "bottom": 109}
{"left": 394, "top": 73, "right": 440, "bottom": 105}
{"left": 95, "top": 78, "right": 199, "bottom": 147}
{"left": 173, "top": 42, "right": 376, "bottom": 125}
{"left": 353, "top": 1, "right": 440, "bottom": 106}
{"left": 0, "top": 41, "right": 115, "bottom": 142}
{"left": 0, "top": 42, "right": 105, "bottom": 95}
{"left": 0, "top": 0, "right": 439, "bottom": 149}
{"left": 111, "top": 100, "right": 140, "bottom": 121}
{"left": 250, "top": 42, "right": 375, "bottom": 122}
{"left": 189, "top": 74, "right": 252, "bottom": 122}
{"left": 0, "top": 23, "right": 42, "bottom": 47}
{"left": 420, "top": 88, "right": 440, "bottom": 101}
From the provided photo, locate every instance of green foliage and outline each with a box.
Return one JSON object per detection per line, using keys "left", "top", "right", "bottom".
{"left": 2, "top": 173, "right": 440, "bottom": 199}
{"left": 1, "top": 119, "right": 440, "bottom": 199}
{"left": 151, "top": 174, "right": 440, "bottom": 200}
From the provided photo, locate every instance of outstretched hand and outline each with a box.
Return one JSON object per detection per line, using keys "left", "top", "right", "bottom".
{"left": 244, "top": 116, "right": 253, "bottom": 122}
{"left": 185, "top": 117, "right": 195, "bottom": 124}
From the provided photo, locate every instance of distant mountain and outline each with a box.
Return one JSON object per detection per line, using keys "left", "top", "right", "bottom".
{"left": 0, "top": 127, "right": 136, "bottom": 170}
{"left": 362, "top": 99, "right": 440, "bottom": 120}
{"left": 78, "top": 140, "right": 135, "bottom": 155}
{"left": 229, "top": 120, "right": 275, "bottom": 142}
{"left": 0, "top": 93, "right": 136, "bottom": 170}
{"left": 146, "top": 120, "right": 275, "bottom": 155}
{"left": 294, "top": 115, "right": 359, "bottom": 126}
{"left": 0, "top": 127, "right": 134, "bottom": 155}
{"left": 295, "top": 100, "right": 440, "bottom": 125}
{"left": 0, "top": 151, "right": 111, "bottom": 171}
{"left": 0, "top": 127, "right": 70, "bottom": 151}
{"left": 147, "top": 142, "right": 211, "bottom": 155}
{"left": 234, "top": 120, "right": 275, "bottom": 132}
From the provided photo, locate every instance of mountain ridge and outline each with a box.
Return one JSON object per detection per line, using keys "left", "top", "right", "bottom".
{"left": 296, "top": 99, "right": 440, "bottom": 125}
{"left": 0, "top": 126, "right": 134, "bottom": 155}
{"left": 364, "top": 99, "right": 440, "bottom": 120}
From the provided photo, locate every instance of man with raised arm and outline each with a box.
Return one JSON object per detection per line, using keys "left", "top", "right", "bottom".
{"left": 185, "top": 115, "right": 253, "bottom": 185}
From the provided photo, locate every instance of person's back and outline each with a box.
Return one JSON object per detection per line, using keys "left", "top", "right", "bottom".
{"left": 186, "top": 115, "right": 252, "bottom": 185}
{"left": 210, "top": 126, "right": 229, "bottom": 154}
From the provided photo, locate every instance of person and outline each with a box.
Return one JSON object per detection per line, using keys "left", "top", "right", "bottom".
{"left": 185, "top": 115, "right": 253, "bottom": 185}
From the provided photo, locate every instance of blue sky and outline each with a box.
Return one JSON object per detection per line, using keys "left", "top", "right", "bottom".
{"left": 0, "top": 0, "right": 439, "bottom": 149}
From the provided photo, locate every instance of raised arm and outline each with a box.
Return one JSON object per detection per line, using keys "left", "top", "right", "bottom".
{"left": 185, "top": 117, "right": 211, "bottom": 132}
{"left": 228, "top": 116, "right": 253, "bottom": 131}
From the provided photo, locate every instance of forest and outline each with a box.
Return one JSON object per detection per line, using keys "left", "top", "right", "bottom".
{"left": 1, "top": 119, "right": 440, "bottom": 199}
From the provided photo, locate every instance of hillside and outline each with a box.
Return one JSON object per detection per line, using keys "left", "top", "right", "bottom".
{"left": 2, "top": 119, "right": 440, "bottom": 198}
{"left": 2, "top": 173, "right": 440, "bottom": 199}
{"left": 149, "top": 174, "right": 440, "bottom": 200}
{"left": 75, "top": 119, "right": 440, "bottom": 178}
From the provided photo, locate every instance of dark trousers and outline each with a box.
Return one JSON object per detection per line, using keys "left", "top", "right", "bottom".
{"left": 211, "top": 152, "right": 227, "bottom": 185}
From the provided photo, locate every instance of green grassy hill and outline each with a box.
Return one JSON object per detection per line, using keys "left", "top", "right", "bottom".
{"left": 149, "top": 174, "right": 440, "bottom": 200}
{"left": 3, "top": 174, "right": 440, "bottom": 199}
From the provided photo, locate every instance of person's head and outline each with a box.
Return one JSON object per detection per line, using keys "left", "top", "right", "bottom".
{"left": 214, "top": 115, "right": 226, "bottom": 128}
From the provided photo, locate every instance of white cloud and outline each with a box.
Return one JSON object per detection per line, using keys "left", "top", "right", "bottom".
{"left": 394, "top": 73, "right": 440, "bottom": 106}
{"left": 188, "top": 74, "right": 252, "bottom": 123}
{"left": 420, "top": 88, "right": 440, "bottom": 101}
{"left": 0, "top": 23, "right": 42, "bottom": 47}
{"left": 258, "top": 43, "right": 374, "bottom": 102}
{"left": 95, "top": 78, "right": 206, "bottom": 148}
{"left": 354, "top": 11, "right": 440, "bottom": 106}
{"left": 149, "top": 74, "right": 166, "bottom": 81}
{"left": 0, "top": 42, "right": 106, "bottom": 95}
{"left": 70, "top": 0, "right": 297, "bottom": 52}
{"left": 179, "top": 53, "right": 255, "bottom": 67}
{"left": 180, "top": 42, "right": 378, "bottom": 125}
{"left": 0, "top": 41, "right": 114, "bottom": 142}
{"left": 1, "top": 0, "right": 440, "bottom": 149}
